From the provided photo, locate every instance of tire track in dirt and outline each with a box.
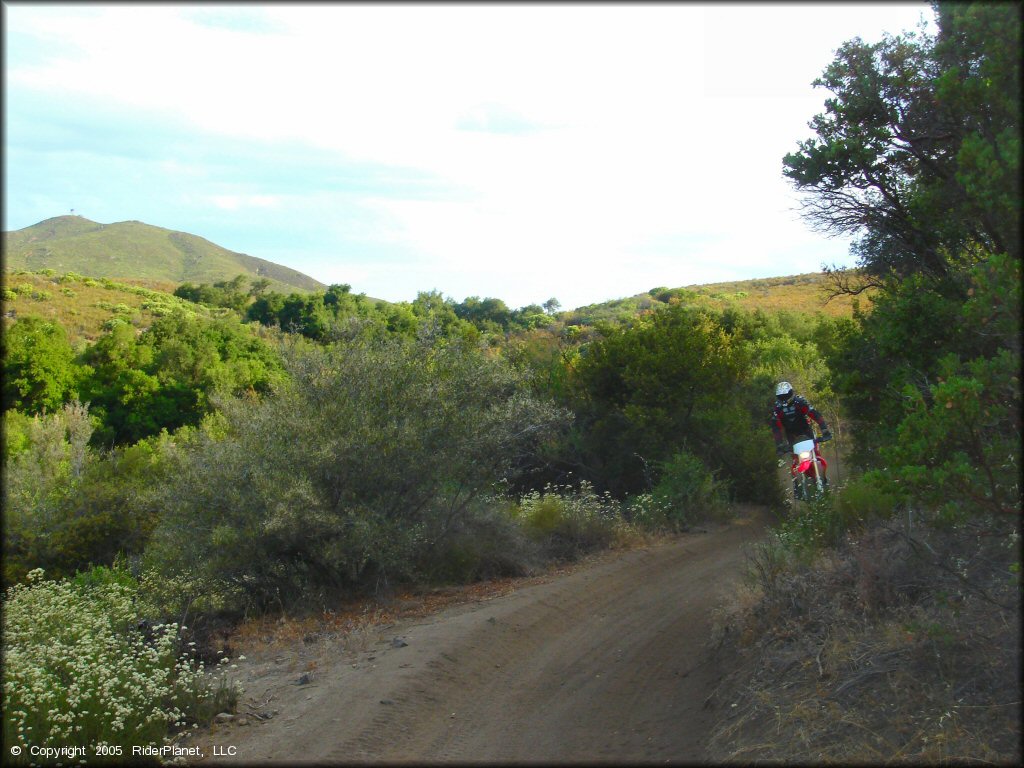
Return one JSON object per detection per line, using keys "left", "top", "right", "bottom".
{"left": 195, "top": 509, "right": 766, "bottom": 764}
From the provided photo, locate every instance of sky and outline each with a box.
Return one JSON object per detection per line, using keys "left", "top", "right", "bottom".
{"left": 3, "top": 2, "right": 934, "bottom": 310}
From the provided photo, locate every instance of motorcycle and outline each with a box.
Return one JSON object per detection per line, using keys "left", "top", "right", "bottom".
{"left": 787, "top": 434, "right": 831, "bottom": 501}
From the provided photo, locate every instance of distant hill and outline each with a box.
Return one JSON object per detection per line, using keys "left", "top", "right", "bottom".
{"left": 3, "top": 216, "right": 326, "bottom": 294}
{"left": 563, "top": 272, "right": 871, "bottom": 326}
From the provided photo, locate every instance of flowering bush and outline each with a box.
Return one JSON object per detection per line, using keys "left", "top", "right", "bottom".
{"left": 2, "top": 567, "right": 240, "bottom": 763}
{"left": 515, "top": 481, "right": 625, "bottom": 558}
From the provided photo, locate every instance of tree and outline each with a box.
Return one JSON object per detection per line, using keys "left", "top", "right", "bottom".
{"left": 79, "top": 312, "right": 284, "bottom": 445}
{"left": 567, "top": 305, "right": 763, "bottom": 498}
{"left": 2, "top": 317, "right": 83, "bottom": 414}
{"left": 793, "top": 3, "right": 1022, "bottom": 519}
{"left": 783, "top": 2, "right": 1020, "bottom": 286}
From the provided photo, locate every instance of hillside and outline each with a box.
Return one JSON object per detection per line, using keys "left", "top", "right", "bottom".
{"left": 563, "top": 271, "right": 870, "bottom": 326}
{"left": 1, "top": 270, "right": 226, "bottom": 346}
{"left": 3, "top": 216, "right": 325, "bottom": 294}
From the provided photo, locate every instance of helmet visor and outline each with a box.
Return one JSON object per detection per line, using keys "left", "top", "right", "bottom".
{"left": 776, "top": 390, "right": 793, "bottom": 402}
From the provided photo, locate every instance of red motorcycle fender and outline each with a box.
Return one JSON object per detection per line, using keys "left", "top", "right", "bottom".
{"left": 791, "top": 450, "right": 828, "bottom": 477}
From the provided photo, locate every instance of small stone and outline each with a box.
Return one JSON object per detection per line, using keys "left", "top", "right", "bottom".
{"left": 392, "top": 637, "right": 409, "bottom": 648}
{"left": 237, "top": 717, "right": 249, "bottom": 726}
{"left": 380, "top": 699, "right": 395, "bottom": 706}
{"left": 295, "top": 673, "right": 312, "bottom": 685}
{"left": 215, "top": 713, "right": 234, "bottom": 724}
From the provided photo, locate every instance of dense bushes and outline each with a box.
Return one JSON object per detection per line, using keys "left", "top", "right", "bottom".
{"left": 1, "top": 317, "right": 84, "bottom": 414}
{"left": 2, "top": 403, "right": 170, "bottom": 584}
{"left": 555, "top": 304, "right": 783, "bottom": 505}
{"left": 80, "top": 311, "right": 286, "bottom": 445}
{"left": 141, "top": 335, "right": 571, "bottom": 616}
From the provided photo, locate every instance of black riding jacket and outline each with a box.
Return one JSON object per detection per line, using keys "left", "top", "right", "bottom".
{"left": 770, "top": 394, "right": 829, "bottom": 444}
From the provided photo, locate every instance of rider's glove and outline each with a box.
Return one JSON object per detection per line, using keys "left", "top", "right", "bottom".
{"left": 820, "top": 429, "right": 833, "bottom": 442}
{"left": 776, "top": 442, "right": 789, "bottom": 455}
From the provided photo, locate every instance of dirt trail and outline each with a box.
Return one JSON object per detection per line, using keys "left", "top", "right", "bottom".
{"left": 189, "top": 510, "right": 767, "bottom": 764}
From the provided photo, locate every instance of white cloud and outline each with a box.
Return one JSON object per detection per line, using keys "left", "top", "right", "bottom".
{"left": 209, "top": 194, "right": 282, "bottom": 212}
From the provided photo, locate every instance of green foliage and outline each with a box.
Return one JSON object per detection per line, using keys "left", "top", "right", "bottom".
{"left": 79, "top": 310, "right": 285, "bottom": 445}
{"left": 775, "top": 492, "right": 845, "bottom": 558}
{"left": 882, "top": 349, "right": 1021, "bottom": 517}
{"left": 834, "top": 473, "right": 900, "bottom": 526}
{"left": 830, "top": 255, "right": 1021, "bottom": 492}
{"left": 649, "top": 450, "right": 728, "bottom": 529}
{"left": 142, "top": 336, "right": 570, "bottom": 614}
{"left": 174, "top": 275, "right": 251, "bottom": 312}
{"left": 2, "top": 403, "right": 170, "bottom": 583}
{"left": 2, "top": 567, "right": 240, "bottom": 759}
{"left": 565, "top": 304, "right": 770, "bottom": 502}
{"left": 783, "top": 3, "right": 1020, "bottom": 280}
{"left": 1, "top": 316, "right": 84, "bottom": 413}
{"left": 422, "top": 500, "right": 542, "bottom": 583}
{"left": 514, "top": 481, "right": 624, "bottom": 559}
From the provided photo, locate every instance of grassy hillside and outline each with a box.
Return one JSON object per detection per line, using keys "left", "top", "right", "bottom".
{"left": 680, "top": 272, "right": 869, "bottom": 316}
{"left": 564, "top": 272, "right": 870, "bottom": 326}
{"left": 3, "top": 216, "right": 325, "bottom": 294}
{"left": 2, "top": 269, "right": 222, "bottom": 347}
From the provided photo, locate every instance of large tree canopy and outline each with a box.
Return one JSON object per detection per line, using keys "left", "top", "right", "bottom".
{"left": 783, "top": 2, "right": 1020, "bottom": 285}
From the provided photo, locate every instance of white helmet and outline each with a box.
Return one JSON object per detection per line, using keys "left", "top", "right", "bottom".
{"left": 775, "top": 381, "right": 794, "bottom": 401}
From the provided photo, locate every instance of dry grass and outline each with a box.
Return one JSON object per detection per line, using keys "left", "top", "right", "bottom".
{"left": 708, "top": 516, "right": 1021, "bottom": 764}
{"left": 2, "top": 269, "right": 212, "bottom": 345}
{"left": 682, "top": 272, "right": 873, "bottom": 318}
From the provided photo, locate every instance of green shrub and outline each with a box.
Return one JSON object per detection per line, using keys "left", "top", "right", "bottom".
{"left": 101, "top": 317, "right": 132, "bottom": 331}
{"left": 515, "top": 481, "right": 623, "bottom": 559}
{"left": 421, "top": 501, "right": 541, "bottom": 583}
{"left": 2, "top": 288, "right": 17, "bottom": 302}
{"left": 774, "top": 491, "right": 852, "bottom": 559}
{"left": 650, "top": 449, "right": 728, "bottom": 528}
{"left": 834, "top": 474, "right": 899, "bottom": 527}
{"left": 2, "top": 403, "right": 166, "bottom": 584}
{"left": 2, "top": 568, "right": 240, "bottom": 760}
{"left": 143, "top": 336, "right": 569, "bottom": 613}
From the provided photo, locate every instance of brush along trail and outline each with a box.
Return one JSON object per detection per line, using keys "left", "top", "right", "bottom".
{"left": 189, "top": 509, "right": 767, "bottom": 764}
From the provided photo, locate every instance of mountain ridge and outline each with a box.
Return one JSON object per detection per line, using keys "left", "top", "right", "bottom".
{"left": 3, "top": 216, "right": 326, "bottom": 293}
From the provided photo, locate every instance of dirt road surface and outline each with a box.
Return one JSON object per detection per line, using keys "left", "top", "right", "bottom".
{"left": 188, "top": 510, "right": 767, "bottom": 764}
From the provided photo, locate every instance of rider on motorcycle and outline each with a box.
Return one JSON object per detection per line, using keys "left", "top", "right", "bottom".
{"left": 770, "top": 382, "right": 833, "bottom": 494}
